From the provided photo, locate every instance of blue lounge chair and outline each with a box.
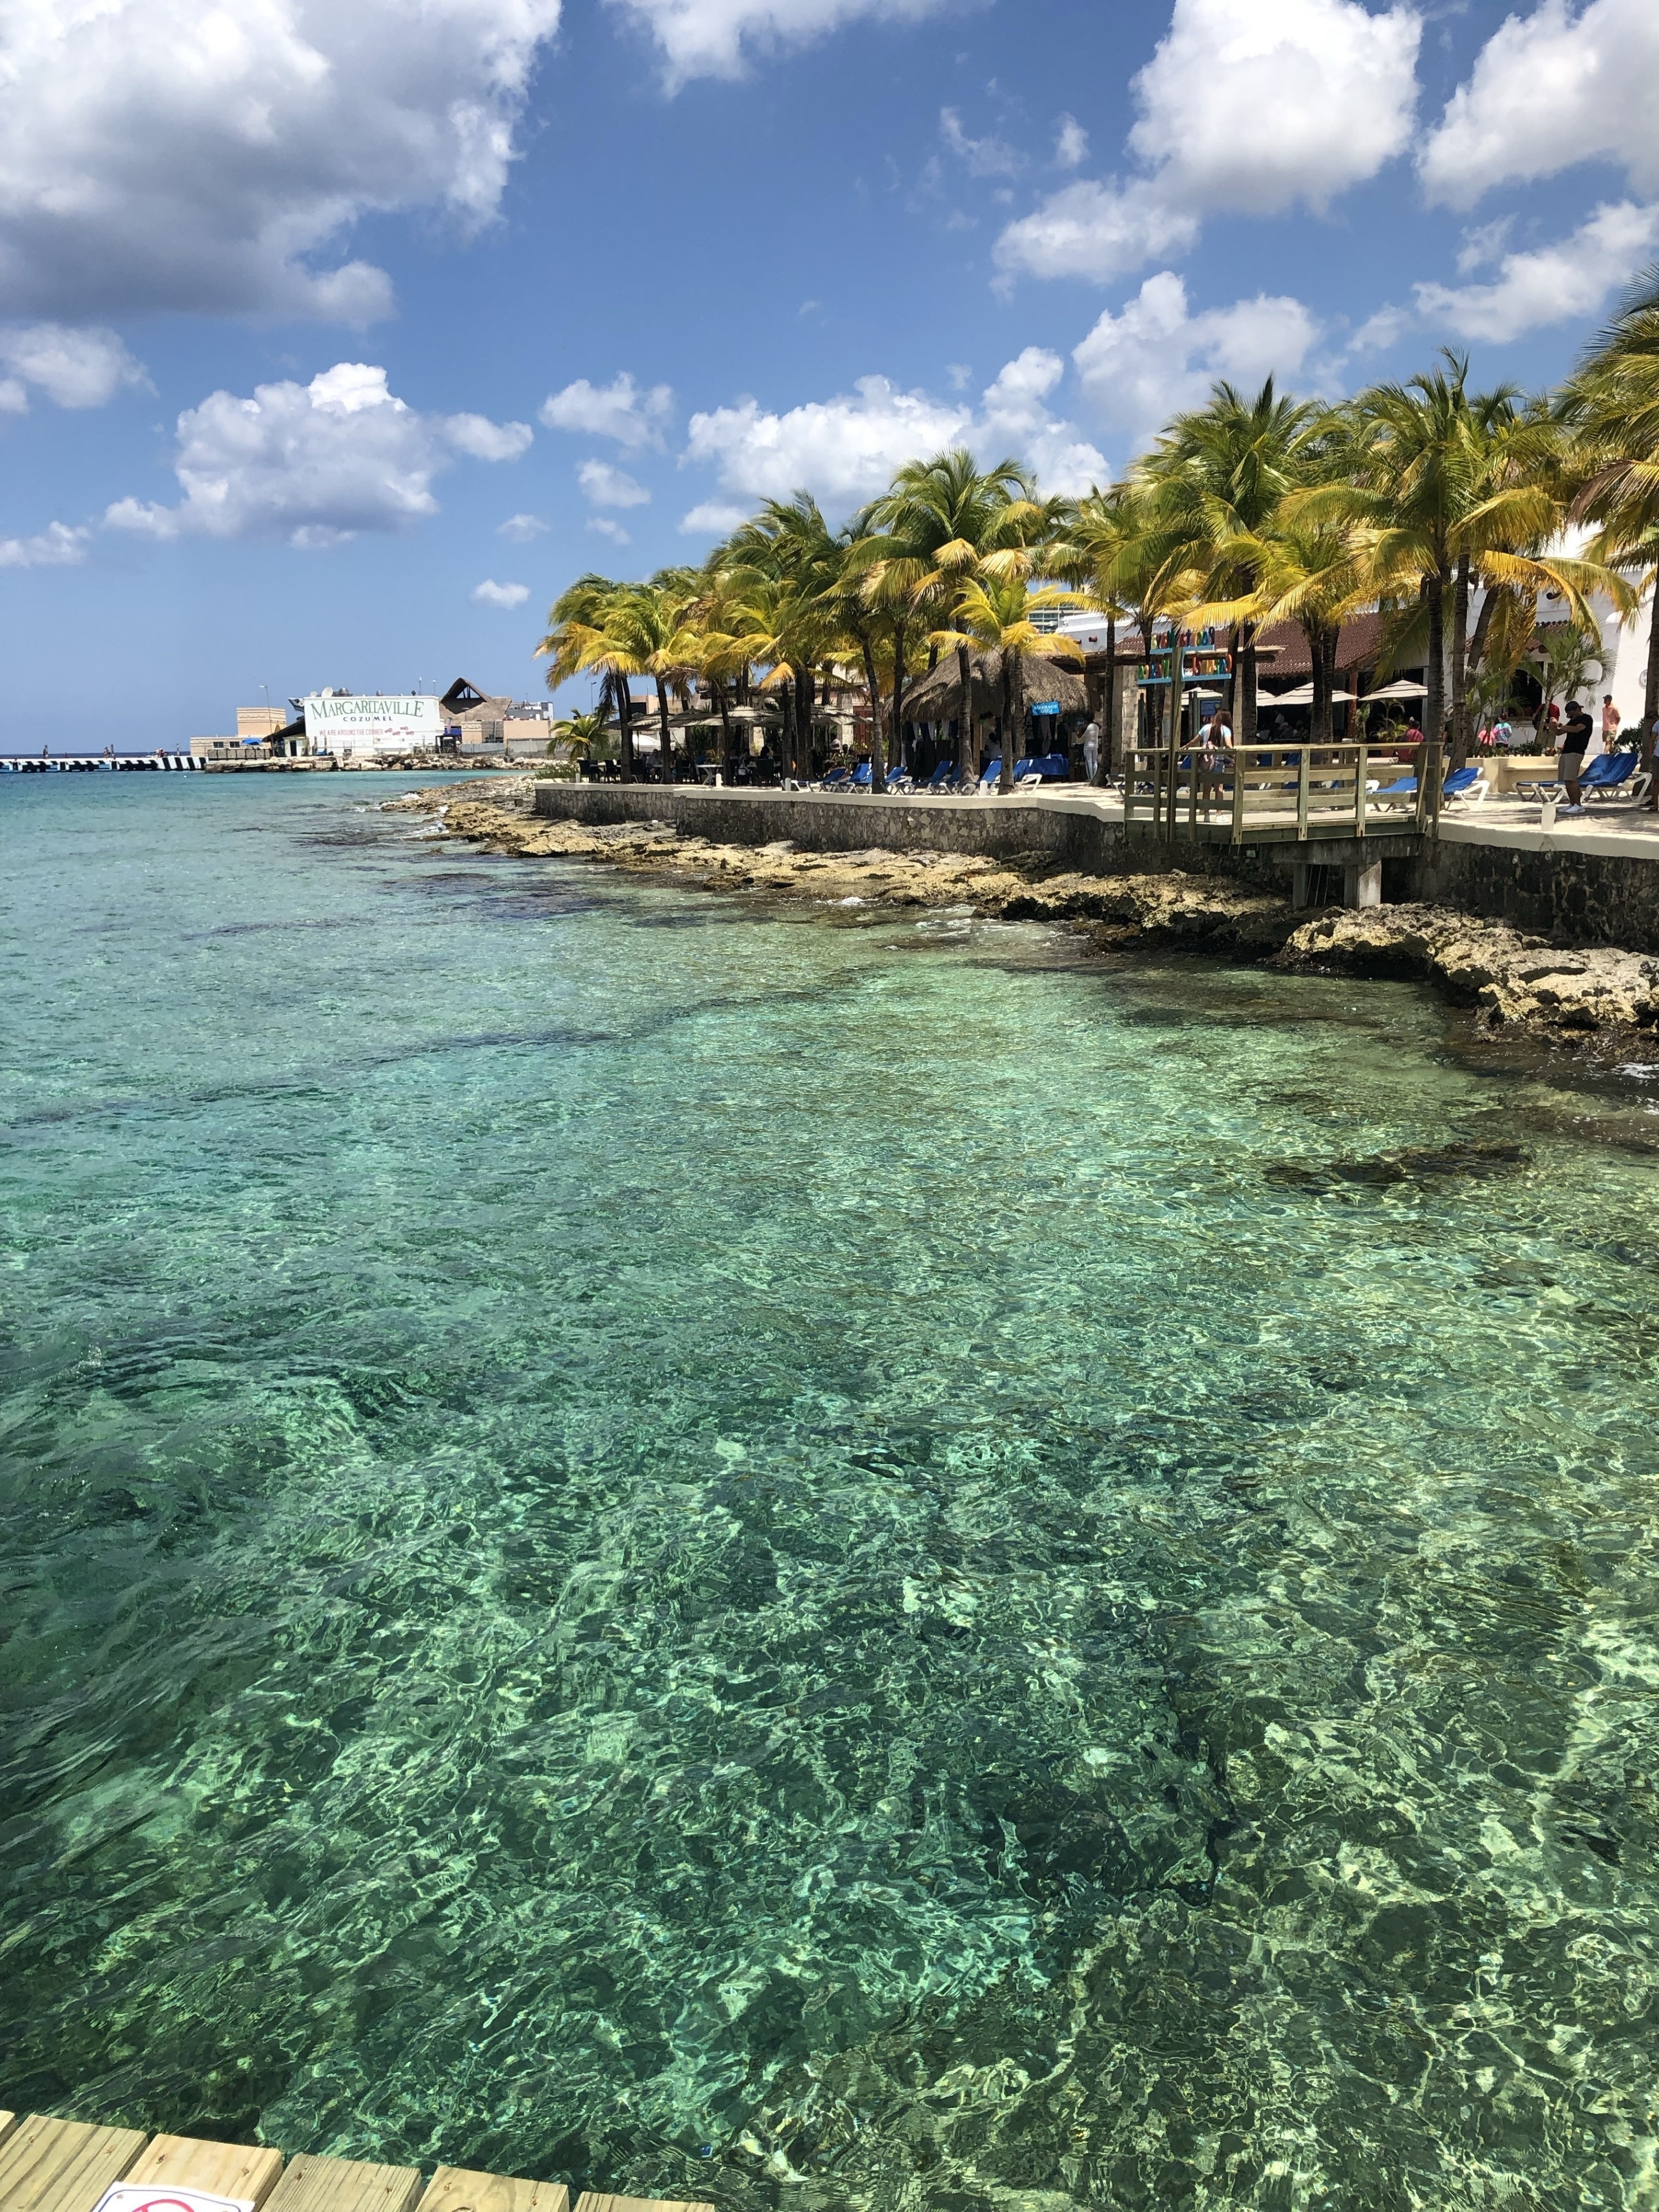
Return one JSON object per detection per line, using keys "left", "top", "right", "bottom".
{"left": 922, "top": 760, "right": 953, "bottom": 792}
{"left": 884, "top": 763, "right": 911, "bottom": 791}
{"left": 820, "top": 766, "right": 851, "bottom": 791}
{"left": 978, "top": 757, "right": 1003, "bottom": 790}
{"left": 1582, "top": 751, "right": 1652, "bottom": 802}
{"left": 848, "top": 761, "right": 873, "bottom": 789}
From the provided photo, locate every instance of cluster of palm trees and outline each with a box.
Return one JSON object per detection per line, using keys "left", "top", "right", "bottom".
{"left": 539, "top": 281, "right": 1659, "bottom": 798}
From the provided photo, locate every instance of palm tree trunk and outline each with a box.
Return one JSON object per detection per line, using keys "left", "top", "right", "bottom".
{"left": 999, "top": 653, "right": 1014, "bottom": 794}
{"left": 1240, "top": 620, "right": 1259, "bottom": 747}
{"left": 1449, "top": 552, "right": 1471, "bottom": 770}
{"left": 655, "top": 676, "right": 673, "bottom": 779}
{"left": 857, "top": 633, "right": 882, "bottom": 782}
{"left": 1642, "top": 571, "right": 1659, "bottom": 804}
{"left": 716, "top": 685, "right": 733, "bottom": 781}
{"left": 794, "top": 662, "right": 812, "bottom": 782}
{"left": 956, "top": 645, "right": 975, "bottom": 782}
{"left": 617, "top": 679, "right": 634, "bottom": 783}
{"left": 874, "top": 619, "right": 899, "bottom": 794}
{"left": 1425, "top": 570, "right": 1447, "bottom": 757}
{"left": 1102, "top": 616, "right": 1118, "bottom": 780}
{"left": 1306, "top": 622, "right": 1331, "bottom": 747}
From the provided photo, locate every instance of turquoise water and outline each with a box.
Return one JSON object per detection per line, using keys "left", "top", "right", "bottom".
{"left": 3, "top": 772, "right": 1659, "bottom": 2211}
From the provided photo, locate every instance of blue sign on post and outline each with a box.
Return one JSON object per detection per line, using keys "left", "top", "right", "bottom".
{"left": 1032, "top": 700, "right": 1060, "bottom": 715}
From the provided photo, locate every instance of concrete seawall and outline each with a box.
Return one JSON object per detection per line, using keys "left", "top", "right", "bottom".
{"left": 531, "top": 781, "right": 1659, "bottom": 952}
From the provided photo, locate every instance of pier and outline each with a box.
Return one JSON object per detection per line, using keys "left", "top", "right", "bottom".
{"left": 0, "top": 2105, "right": 711, "bottom": 2212}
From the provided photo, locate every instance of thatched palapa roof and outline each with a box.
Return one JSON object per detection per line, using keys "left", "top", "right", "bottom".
{"left": 903, "top": 648, "right": 1088, "bottom": 719}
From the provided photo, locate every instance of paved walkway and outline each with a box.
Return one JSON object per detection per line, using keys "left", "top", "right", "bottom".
{"left": 762, "top": 782, "right": 1659, "bottom": 863}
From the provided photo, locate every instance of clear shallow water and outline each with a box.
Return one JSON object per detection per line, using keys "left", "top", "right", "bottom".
{"left": 3, "top": 774, "right": 1658, "bottom": 2211}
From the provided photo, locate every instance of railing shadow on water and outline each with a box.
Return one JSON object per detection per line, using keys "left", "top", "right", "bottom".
{"left": 1122, "top": 740, "right": 1442, "bottom": 843}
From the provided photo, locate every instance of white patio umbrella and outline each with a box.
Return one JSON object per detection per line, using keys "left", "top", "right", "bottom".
{"left": 1266, "top": 684, "right": 1358, "bottom": 706}
{"left": 1364, "top": 678, "right": 1429, "bottom": 699}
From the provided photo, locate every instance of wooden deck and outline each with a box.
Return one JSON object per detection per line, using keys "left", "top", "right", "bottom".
{"left": 1122, "top": 739, "right": 1441, "bottom": 845}
{"left": 0, "top": 2110, "right": 710, "bottom": 2212}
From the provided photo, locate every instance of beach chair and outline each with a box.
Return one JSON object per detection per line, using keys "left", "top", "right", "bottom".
{"left": 884, "top": 763, "right": 912, "bottom": 791}
{"left": 1441, "top": 764, "right": 1487, "bottom": 803}
{"left": 848, "top": 761, "right": 873, "bottom": 790}
{"left": 922, "top": 760, "right": 953, "bottom": 793}
{"left": 819, "top": 766, "right": 851, "bottom": 791}
{"left": 977, "top": 757, "right": 1003, "bottom": 791}
{"left": 1582, "top": 751, "right": 1652, "bottom": 803}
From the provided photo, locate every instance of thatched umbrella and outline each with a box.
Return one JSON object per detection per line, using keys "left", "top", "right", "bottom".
{"left": 904, "top": 647, "right": 1088, "bottom": 722}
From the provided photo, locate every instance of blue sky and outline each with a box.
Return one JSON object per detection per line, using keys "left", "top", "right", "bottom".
{"left": 3, "top": 0, "right": 1656, "bottom": 747}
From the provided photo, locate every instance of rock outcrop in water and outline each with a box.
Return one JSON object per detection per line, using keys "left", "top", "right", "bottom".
{"left": 396, "top": 784, "right": 1659, "bottom": 1044}
{"left": 397, "top": 786, "right": 1291, "bottom": 950}
{"left": 1277, "top": 904, "right": 1659, "bottom": 1036}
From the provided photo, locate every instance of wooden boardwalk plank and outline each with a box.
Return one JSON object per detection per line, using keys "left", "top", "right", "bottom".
{"left": 124, "top": 2132, "right": 285, "bottom": 2207}
{"left": 0, "top": 2109, "right": 18, "bottom": 2150}
{"left": 418, "top": 2168, "right": 569, "bottom": 2212}
{"left": 0, "top": 2112, "right": 147, "bottom": 2211}
{"left": 573, "top": 2195, "right": 715, "bottom": 2212}
{"left": 265, "top": 2151, "right": 424, "bottom": 2212}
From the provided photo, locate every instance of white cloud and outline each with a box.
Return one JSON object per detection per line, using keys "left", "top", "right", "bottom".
{"left": 1071, "top": 273, "right": 1320, "bottom": 440}
{"left": 994, "top": 179, "right": 1199, "bottom": 286}
{"left": 681, "top": 355, "right": 1104, "bottom": 512}
{"left": 472, "top": 578, "right": 530, "bottom": 607}
{"left": 976, "top": 347, "right": 1106, "bottom": 494}
{"left": 679, "top": 499, "right": 751, "bottom": 535}
{"left": 684, "top": 375, "right": 969, "bottom": 507}
{"left": 0, "top": 521, "right": 92, "bottom": 567}
{"left": 540, "top": 373, "right": 673, "bottom": 449}
{"left": 1055, "top": 115, "right": 1089, "bottom": 170}
{"left": 0, "top": 325, "right": 147, "bottom": 408}
{"left": 578, "top": 458, "right": 650, "bottom": 507}
{"left": 588, "top": 515, "right": 633, "bottom": 544}
{"left": 940, "top": 107, "right": 1020, "bottom": 179}
{"left": 607, "top": 0, "right": 951, "bottom": 89}
{"left": 103, "top": 362, "right": 530, "bottom": 547}
{"left": 445, "top": 412, "right": 533, "bottom": 461}
{"left": 0, "top": 0, "right": 561, "bottom": 323}
{"left": 1413, "top": 200, "right": 1659, "bottom": 343}
{"left": 499, "top": 511, "right": 549, "bottom": 540}
{"left": 0, "top": 380, "right": 25, "bottom": 414}
{"left": 996, "top": 0, "right": 1419, "bottom": 284}
{"left": 1419, "top": 0, "right": 1659, "bottom": 209}
{"left": 1456, "top": 217, "right": 1513, "bottom": 276}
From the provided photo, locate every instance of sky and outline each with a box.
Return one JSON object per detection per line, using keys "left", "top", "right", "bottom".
{"left": 4, "top": 0, "right": 1658, "bottom": 747}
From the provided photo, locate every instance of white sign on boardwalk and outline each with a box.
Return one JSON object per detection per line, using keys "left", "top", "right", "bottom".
{"left": 90, "top": 2187, "right": 255, "bottom": 2212}
{"left": 302, "top": 693, "right": 442, "bottom": 755}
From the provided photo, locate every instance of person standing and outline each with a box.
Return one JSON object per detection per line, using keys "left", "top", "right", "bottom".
{"left": 1556, "top": 696, "right": 1594, "bottom": 812}
{"left": 1081, "top": 718, "right": 1101, "bottom": 783}
{"left": 1602, "top": 694, "right": 1622, "bottom": 749}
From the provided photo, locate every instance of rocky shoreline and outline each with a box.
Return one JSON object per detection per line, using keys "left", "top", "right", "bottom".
{"left": 391, "top": 780, "right": 1659, "bottom": 1047}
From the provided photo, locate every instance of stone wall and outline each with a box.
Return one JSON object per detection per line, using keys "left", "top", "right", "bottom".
{"left": 1411, "top": 836, "right": 1659, "bottom": 953}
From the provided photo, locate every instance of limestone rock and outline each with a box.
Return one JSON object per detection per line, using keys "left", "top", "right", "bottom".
{"left": 1278, "top": 903, "right": 1659, "bottom": 1035}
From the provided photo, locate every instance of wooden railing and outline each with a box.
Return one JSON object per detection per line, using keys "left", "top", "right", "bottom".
{"left": 1122, "top": 740, "right": 1442, "bottom": 842}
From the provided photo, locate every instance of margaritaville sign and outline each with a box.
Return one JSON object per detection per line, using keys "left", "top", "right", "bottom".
{"left": 302, "top": 692, "right": 443, "bottom": 752}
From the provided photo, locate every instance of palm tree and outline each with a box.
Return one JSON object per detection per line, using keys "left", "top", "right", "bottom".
{"left": 1309, "top": 357, "right": 1625, "bottom": 767}
{"left": 868, "top": 450, "right": 1046, "bottom": 785}
{"left": 1137, "top": 377, "right": 1324, "bottom": 747}
{"left": 550, "top": 707, "right": 609, "bottom": 763}
{"left": 537, "top": 574, "right": 643, "bottom": 781}
{"left": 721, "top": 495, "right": 842, "bottom": 782}
{"left": 1056, "top": 485, "right": 1203, "bottom": 760}
{"left": 1567, "top": 266, "right": 1659, "bottom": 793}
{"left": 929, "top": 563, "right": 1081, "bottom": 792}
{"left": 1206, "top": 499, "right": 1378, "bottom": 746}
